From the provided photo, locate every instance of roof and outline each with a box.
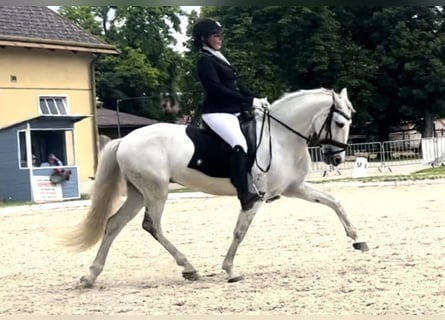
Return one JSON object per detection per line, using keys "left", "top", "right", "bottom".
{"left": 435, "top": 118, "right": 445, "bottom": 129}
{"left": 97, "top": 108, "right": 158, "bottom": 128}
{"left": 0, "top": 6, "right": 118, "bottom": 54}
{"left": 0, "top": 115, "right": 88, "bottom": 131}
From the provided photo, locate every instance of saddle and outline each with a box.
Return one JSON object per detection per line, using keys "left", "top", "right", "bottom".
{"left": 185, "top": 111, "right": 257, "bottom": 178}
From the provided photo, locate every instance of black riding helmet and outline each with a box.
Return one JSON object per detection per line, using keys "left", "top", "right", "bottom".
{"left": 192, "top": 18, "right": 223, "bottom": 47}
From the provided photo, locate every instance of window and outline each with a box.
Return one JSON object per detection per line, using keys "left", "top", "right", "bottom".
{"left": 39, "top": 97, "right": 68, "bottom": 115}
{"left": 19, "top": 129, "right": 75, "bottom": 169}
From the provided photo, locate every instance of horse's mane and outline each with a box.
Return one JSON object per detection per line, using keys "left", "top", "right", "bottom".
{"left": 271, "top": 88, "right": 332, "bottom": 107}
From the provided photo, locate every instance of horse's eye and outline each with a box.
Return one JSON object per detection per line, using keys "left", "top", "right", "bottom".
{"left": 336, "top": 121, "right": 345, "bottom": 128}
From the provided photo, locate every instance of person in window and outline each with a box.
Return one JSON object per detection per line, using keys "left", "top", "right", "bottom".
{"left": 192, "top": 18, "right": 269, "bottom": 211}
{"left": 47, "top": 153, "right": 63, "bottom": 166}
{"left": 31, "top": 154, "right": 38, "bottom": 167}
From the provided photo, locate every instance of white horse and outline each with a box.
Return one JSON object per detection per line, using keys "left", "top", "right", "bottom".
{"left": 61, "top": 87, "right": 368, "bottom": 287}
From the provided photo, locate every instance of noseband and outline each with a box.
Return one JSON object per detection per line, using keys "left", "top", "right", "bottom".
{"left": 255, "top": 92, "right": 350, "bottom": 172}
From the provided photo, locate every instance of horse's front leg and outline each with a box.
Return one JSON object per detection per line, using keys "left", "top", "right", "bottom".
{"left": 222, "top": 202, "right": 262, "bottom": 282}
{"left": 282, "top": 182, "right": 368, "bottom": 251}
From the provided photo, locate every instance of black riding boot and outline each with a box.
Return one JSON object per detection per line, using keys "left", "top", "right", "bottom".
{"left": 230, "top": 145, "right": 263, "bottom": 211}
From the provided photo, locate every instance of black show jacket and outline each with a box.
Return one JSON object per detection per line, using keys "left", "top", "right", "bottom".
{"left": 197, "top": 49, "right": 255, "bottom": 114}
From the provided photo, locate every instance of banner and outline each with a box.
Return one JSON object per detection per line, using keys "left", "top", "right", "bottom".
{"left": 31, "top": 175, "right": 63, "bottom": 203}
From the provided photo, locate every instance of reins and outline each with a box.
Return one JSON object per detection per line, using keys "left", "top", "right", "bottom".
{"left": 255, "top": 108, "right": 272, "bottom": 173}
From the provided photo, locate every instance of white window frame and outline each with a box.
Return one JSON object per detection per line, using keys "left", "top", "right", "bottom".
{"left": 39, "top": 95, "right": 69, "bottom": 115}
{"left": 17, "top": 128, "right": 76, "bottom": 169}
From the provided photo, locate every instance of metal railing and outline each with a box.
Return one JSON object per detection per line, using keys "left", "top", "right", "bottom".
{"left": 309, "top": 137, "right": 445, "bottom": 175}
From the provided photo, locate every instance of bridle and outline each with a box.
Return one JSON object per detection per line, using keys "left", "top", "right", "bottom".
{"left": 315, "top": 97, "right": 351, "bottom": 152}
{"left": 255, "top": 92, "right": 351, "bottom": 173}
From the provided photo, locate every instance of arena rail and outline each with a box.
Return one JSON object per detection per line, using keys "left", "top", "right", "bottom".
{"left": 309, "top": 136, "right": 445, "bottom": 176}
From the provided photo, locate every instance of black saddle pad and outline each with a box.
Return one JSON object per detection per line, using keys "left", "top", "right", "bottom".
{"left": 185, "top": 112, "right": 257, "bottom": 178}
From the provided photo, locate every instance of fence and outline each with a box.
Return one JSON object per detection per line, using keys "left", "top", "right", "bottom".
{"left": 308, "top": 136, "right": 445, "bottom": 176}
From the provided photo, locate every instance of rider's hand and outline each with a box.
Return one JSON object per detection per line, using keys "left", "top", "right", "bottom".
{"left": 252, "top": 97, "right": 270, "bottom": 111}
{"left": 252, "top": 97, "right": 262, "bottom": 109}
{"left": 252, "top": 97, "right": 270, "bottom": 110}
{"left": 260, "top": 97, "right": 271, "bottom": 111}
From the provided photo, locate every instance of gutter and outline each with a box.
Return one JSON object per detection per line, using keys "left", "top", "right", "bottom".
{"left": 90, "top": 54, "right": 102, "bottom": 172}
{"left": 0, "top": 34, "right": 117, "bottom": 50}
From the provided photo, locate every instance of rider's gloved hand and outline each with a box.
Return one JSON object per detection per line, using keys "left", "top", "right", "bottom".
{"left": 252, "top": 97, "right": 263, "bottom": 109}
{"left": 252, "top": 97, "right": 270, "bottom": 111}
{"left": 260, "top": 97, "right": 271, "bottom": 111}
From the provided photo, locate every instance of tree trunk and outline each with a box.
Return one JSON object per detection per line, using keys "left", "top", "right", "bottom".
{"left": 422, "top": 108, "right": 434, "bottom": 138}
{"left": 377, "top": 122, "right": 390, "bottom": 142}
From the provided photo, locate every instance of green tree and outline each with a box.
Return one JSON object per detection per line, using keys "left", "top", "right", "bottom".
{"left": 176, "top": 9, "right": 205, "bottom": 123}
{"left": 61, "top": 6, "right": 445, "bottom": 133}
{"left": 183, "top": 6, "right": 374, "bottom": 128}
{"left": 188, "top": 6, "right": 445, "bottom": 138}
{"left": 335, "top": 7, "right": 445, "bottom": 138}
{"left": 58, "top": 6, "right": 103, "bottom": 36}
{"left": 59, "top": 6, "right": 187, "bottom": 121}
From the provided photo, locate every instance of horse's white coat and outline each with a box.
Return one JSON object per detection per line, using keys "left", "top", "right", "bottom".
{"left": 62, "top": 88, "right": 364, "bottom": 286}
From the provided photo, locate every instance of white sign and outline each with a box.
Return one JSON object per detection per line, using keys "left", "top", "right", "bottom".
{"left": 32, "top": 176, "right": 63, "bottom": 203}
{"left": 352, "top": 157, "right": 368, "bottom": 178}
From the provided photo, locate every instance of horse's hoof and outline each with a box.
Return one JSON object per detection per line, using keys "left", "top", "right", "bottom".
{"left": 182, "top": 271, "right": 200, "bottom": 281}
{"left": 79, "top": 276, "right": 94, "bottom": 288}
{"left": 353, "top": 242, "right": 369, "bottom": 252}
{"left": 227, "top": 274, "right": 245, "bottom": 283}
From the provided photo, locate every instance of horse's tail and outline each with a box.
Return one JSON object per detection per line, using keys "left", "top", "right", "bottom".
{"left": 60, "top": 138, "right": 125, "bottom": 251}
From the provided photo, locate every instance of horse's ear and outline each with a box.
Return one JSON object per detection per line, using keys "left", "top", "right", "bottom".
{"left": 340, "top": 87, "right": 356, "bottom": 112}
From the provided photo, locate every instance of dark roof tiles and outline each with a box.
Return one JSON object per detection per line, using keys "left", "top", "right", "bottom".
{"left": 97, "top": 108, "right": 158, "bottom": 127}
{"left": 0, "top": 6, "right": 112, "bottom": 48}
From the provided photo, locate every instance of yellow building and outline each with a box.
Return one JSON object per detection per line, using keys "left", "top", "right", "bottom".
{"left": 0, "top": 6, "right": 118, "bottom": 202}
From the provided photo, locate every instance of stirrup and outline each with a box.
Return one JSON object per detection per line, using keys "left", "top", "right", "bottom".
{"left": 251, "top": 183, "right": 265, "bottom": 199}
{"left": 240, "top": 192, "right": 262, "bottom": 211}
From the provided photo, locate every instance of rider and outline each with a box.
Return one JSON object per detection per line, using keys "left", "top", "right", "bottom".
{"left": 192, "top": 18, "right": 268, "bottom": 211}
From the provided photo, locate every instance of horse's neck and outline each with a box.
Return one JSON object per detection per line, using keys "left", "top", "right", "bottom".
{"left": 269, "top": 91, "right": 330, "bottom": 140}
{"left": 254, "top": 90, "right": 331, "bottom": 180}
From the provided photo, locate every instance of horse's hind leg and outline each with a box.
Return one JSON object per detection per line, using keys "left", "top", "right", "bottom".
{"left": 141, "top": 188, "right": 199, "bottom": 281}
{"left": 283, "top": 182, "right": 368, "bottom": 251}
{"left": 79, "top": 183, "right": 143, "bottom": 288}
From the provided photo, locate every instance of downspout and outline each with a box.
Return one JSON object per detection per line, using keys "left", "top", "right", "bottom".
{"left": 26, "top": 122, "right": 34, "bottom": 202}
{"left": 90, "top": 53, "right": 101, "bottom": 171}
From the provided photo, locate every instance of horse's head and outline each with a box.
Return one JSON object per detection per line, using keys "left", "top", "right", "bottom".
{"left": 260, "top": 87, "right": 354, "bottom": 167}
{"left": 313, "top": 88, "right": 355, "bottom": 166}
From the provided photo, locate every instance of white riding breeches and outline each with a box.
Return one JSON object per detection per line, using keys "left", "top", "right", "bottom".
{"left": 201, "top": 113, "right": 248, "bottom": 153}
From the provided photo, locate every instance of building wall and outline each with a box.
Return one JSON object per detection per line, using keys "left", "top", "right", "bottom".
{"left": 0, "top": 121, "right": 81, "bottom": 202}
{"left": 0, "top": 46, "right": 96, "bottom": 182}
{"left": 0, "top": 125, "right": 31, "bottom": 201}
